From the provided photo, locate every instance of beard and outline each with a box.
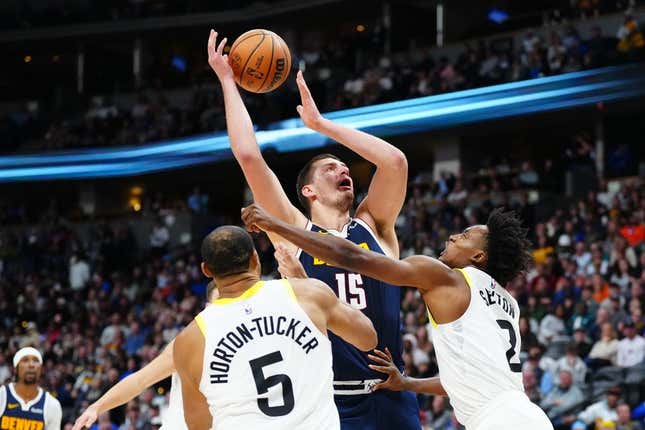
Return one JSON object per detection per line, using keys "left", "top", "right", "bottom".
{"left": 21, "top": 372, "right": 38, "bottom": 385}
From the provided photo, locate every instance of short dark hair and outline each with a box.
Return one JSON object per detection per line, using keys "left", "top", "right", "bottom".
{"left": 296, "top": 153, "right": 341, "bottom": 214}
{"left": 484, "top": 208, "right": 532, "bottom": 286}
{"left": 201, "top": 226, "right": 255, "bottom": 277}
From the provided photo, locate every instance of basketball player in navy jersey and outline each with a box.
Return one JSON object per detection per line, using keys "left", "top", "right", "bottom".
{"left": 0, "top": 347, "right": 62, "bottom": 430}
{"left": 207, "top": 30, "right": 420, "bottom": 429}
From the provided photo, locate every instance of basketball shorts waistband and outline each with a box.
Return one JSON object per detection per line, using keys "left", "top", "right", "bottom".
{"left": 333, "top": 379, "right": 383, "bottom": 395}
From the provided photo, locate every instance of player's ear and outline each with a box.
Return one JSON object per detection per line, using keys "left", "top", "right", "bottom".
{"left": 301, "top": 184, "right": 315, "bottom": 199}
{"left": 201, "top": 262, "right": 213, "bottom": 278}
{"left": 470, "top": 250, "right": 486, "bottom": 266}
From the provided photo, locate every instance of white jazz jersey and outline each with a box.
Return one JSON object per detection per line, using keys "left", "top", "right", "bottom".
{"left": 160, "top": 372, "right": 187, "bottom": 430}
{"left": 429, "top": 267, "right": 526, "bottom": 427}
{"left": 195, "top": 279, "right": 339, "bottom": 430}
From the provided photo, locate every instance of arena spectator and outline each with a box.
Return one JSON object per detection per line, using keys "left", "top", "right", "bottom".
{"left": 616, "top": 403, "right": 642, "bottom": 430}
{"left": 574, "top": 386, "right": 622, "bottom": 426}
{"left": 541, "top": 370, "right": 585, "bottom": 421}
{"left": 588, "top": 322, "right": 620, "bottom": 368}
{"left": 616, "top": 319, "right": 645, "bottom": 368}
{"left": 69, "top": 253, "right": 90, "bottom": 291}
{"left": 557, "top": 343, "right": 588, "bottom": 385}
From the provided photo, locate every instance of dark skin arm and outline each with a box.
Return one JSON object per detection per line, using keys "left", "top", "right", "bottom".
{"left": 368, "top": 348, "right": 447, "bottom": 396}
{"left": 241, "top": 204, "right": 470, "bottom": 324}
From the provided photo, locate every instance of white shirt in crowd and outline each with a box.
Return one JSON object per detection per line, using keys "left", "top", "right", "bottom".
{"left": 616, "top": 335, "right": 645, "bottom": 368}
{"left": 69, "top": 257, "right": 90, "bottom": 290}
{"left": 578, "top": 399, "right": 618, "bottom": 425}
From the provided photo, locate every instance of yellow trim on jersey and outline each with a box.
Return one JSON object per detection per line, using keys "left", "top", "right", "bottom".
{"left": 427, "top": 268, "right": 473, "bottom": 328}
{"left": 280, "top": 279, "right": 297, "bottom": 302}
{"left": 212, "top": 281, "right": 265, "bottom": 305}
{"left": 194, "top": 314, "right": 206, "bottom": 337}
{"left": 456, "top": 268, "right": 474, "bottom": 288}
{"left": 426, "top": 307, "right": 438, "bottom": 328}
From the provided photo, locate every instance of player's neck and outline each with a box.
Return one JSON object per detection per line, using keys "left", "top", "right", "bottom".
{"left": 310, "top": 205, "right": 351, "bottom": 232}
{"left": 14, "top": 382, "right": 39, "bottom": 402}
{"left": 215, "top": 273, "right": 261, "bottom": 299}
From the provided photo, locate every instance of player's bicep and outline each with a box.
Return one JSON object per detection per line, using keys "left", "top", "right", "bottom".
{"left": 355, "top": 159, "right": 408, "bottom": 231}
{"left": 325, "top": 289, "right": 377, "bottom": 352}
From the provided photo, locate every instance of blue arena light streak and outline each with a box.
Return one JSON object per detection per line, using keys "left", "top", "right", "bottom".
{"left": 0, "top": 64, "right": 643, "bottom": 182}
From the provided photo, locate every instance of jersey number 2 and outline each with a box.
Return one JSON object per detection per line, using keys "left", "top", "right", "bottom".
{"left": 496, "top": 320, "right": 522, "bottom": 373}
{"left": 249, "top": 351, "right": 295, "bottom": 416}
{"left": 335, "top": 273, "right": 367, "bottom": 309}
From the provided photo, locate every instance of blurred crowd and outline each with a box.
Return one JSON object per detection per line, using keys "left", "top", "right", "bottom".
{"left": 2, "top": 10, "right": 645, "bottom": 153}
{"left": 0, "top": 138, "right": 643, "bottom": 430}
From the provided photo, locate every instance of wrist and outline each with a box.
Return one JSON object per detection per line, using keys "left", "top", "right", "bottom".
{"left": 220, "top": 78, "right": 238, "bottom": 91}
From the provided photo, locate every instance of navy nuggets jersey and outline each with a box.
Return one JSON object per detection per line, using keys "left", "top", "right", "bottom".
{"left": 298, "top": 218, "right": 404, "bottom": 387}
{"left": 0, "top": 385, "right": 47, "bottom": 430}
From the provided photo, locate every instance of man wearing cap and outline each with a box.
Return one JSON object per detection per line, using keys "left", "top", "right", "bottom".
{"left": 0, "top": 347, "right": 62, "bottom": 429}
{"left": 617, "top": 318, "right": 645, "bottom": 368}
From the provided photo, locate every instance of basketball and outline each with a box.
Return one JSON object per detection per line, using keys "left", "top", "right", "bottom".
{"left": 229, "top": 29, "right": 291, "bottom": 93}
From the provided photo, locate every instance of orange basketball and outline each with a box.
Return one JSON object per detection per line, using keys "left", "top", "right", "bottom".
{"left": 229, "top": 29, "right": 291, "bottom": 93}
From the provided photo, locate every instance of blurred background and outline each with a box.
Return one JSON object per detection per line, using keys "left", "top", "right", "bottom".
{"left": 0, "top": 0, "right": 644, "bottom": 429}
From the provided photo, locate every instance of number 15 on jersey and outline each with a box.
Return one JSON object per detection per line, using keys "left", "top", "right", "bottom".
{"left": 334, "top": 273, "right": 367, "bottom": 310}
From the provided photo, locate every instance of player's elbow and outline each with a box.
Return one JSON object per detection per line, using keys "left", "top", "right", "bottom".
{"left": 236, "top": 149, "right": 262, "bottom": 168}
{"left": 387, "top": 148, "right": 408, "bottom": 171}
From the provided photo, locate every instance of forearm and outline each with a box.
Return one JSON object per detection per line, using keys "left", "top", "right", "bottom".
{"left": 93, "top": 344, "right": 174, "bottom": 413}
{"left": 400, "top": 376, "right": 447, "bottom": 396}
{"left": 221, "top": 80, "right": 261, "bottom": 161}
{"left": 315, "top": 118, "right": 405, "bottom": 167}
{"left": 91, "top": 372, "right": 147, "bottom": 414}
{"left": 270, "top": 218, "right": 365, "bottom": 270}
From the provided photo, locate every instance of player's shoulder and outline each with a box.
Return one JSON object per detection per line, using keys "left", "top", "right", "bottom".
{"left": 288, "top": 278, "right": 336, "bottom": 304}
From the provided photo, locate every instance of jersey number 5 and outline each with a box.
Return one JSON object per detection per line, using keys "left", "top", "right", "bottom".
{"left": 249, "top": 351, "right": 295, "bottom": 416}
{"left": 335, "top": 273, "right": 367, "bottom": 309}
{"left": 496, "top": 320, "right": 522, "bottom": 373}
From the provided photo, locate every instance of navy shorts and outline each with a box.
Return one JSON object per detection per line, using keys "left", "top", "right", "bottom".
{"left": 334, "top": 389, "right": 421, "bottom": 430}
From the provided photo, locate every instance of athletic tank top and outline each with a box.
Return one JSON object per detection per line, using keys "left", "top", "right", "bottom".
{"left": 429, "top": 266, "right": 524, "bottom": 426}
{"left": 298, "top": 218, "right": 404, "bottom": 384}
{"left": 196, "top": 279, "right": 339, "bottom": 430}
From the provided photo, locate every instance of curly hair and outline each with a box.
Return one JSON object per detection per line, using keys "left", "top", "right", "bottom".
{"left": 484, "top": 208, "right": 533, "bottom": 286}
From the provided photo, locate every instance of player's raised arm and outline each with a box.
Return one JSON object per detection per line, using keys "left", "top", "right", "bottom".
{"left": 72, "top": 341, "right": 176, "bottom": 430}
{"left": 174, "top": 322, "right": 212, "bottom": 430}
{"left": 291, "top": 278, "right": 377, "bottom": 351}
{"left": 207, "top": 30, "right": 306, "bottom": 228}
{"left": 296, "top": 71, "right": 407, "bottom": 244}
{"left": 242, "top": 204, "right": 457, "bottom": 291}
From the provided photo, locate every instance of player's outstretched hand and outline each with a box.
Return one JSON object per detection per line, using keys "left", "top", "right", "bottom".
{"left": 207, "top": 29, "right": 233, "bottom": 83}
{"left": 71, "top": 406, "right": 98, "bottom": 430}
{"left": 241, "top": 204, "right": 275, "bottom": 233}
{"left": 296, "top": 70, "right": 324, "bottom": 131}
{"left": 368, "top": 348, "right": 406, "bottom": 392}
{"left": 275, "top": 243, "right": 307, "bottom": 279}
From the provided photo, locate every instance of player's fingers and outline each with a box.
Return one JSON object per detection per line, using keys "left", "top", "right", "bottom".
{"left": 296, "top": 105, "right": 303, "bottom": 116}
{"left": 372, "top": 349, "right": 391, "bottom": 362}
{"left": 217, "top": 37, "right": 227, "bottom": 55}
{"left": 208, "top": 30, "right": 217, "bottom": 57}
{"left": 384, "top": 347, "right": 393, "bottom": 361}
{"left": 367, "top": 354, "right": 389, "bottom": 366}
{"left": 296, "top": 71, "right": 312, "bottom": 99}
{"left": 370, "top": 382, "right": 385, "bottom": 392}
{"left": 368, "top": 364, "right": 393, "bottom": 374}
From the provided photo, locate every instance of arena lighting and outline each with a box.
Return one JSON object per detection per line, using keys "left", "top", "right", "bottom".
{"left": 0, "top": 64, "right": 643, "bottom": 182}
